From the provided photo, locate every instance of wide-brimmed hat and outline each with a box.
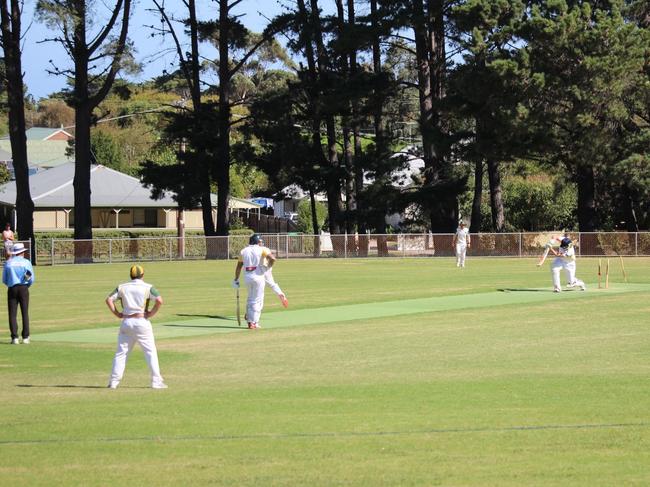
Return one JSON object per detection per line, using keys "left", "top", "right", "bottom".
{"left": 11, "top": 243, "right": 27, "bottom": 255}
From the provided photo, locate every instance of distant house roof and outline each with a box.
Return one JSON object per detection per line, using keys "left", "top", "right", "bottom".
{"left": 274, "top": 184, "right": 327, "bottom": 202}
{"left": 0, "top": 139, "right": 73, "bottom": 168}
{"left": 0, "top": 162, "right": 261, "bottom": 210}
{"left": 25, "top": 127, "right": 74, "bottom": 141}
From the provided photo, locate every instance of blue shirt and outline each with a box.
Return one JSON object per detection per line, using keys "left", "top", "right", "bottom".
{"left": 2, "top": 256, "right": 34, "bottom": 288}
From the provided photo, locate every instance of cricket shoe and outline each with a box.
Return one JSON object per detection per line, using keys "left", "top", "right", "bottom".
{"left": 279, "top": 294, "right": 289, "bottom": 308}
{"left": 22, "top": 337, "right": 30, "bottom": 344}
{"left": 107, "top": 382, "right": 119, "bottom": 389}
{"left": 566, "top": 282, "right": 575, "bottom": 288}
{"left": 248, "top": 322, "right": 260, "bottom": 329}
{"left": 553, "top": 287, "right": 561, "bottom": 293}
{"left": 10, "top": 338, "right": 19, "bottom": 345}
{"left": 152, "top": 383, "right": 168, "bottom": 389}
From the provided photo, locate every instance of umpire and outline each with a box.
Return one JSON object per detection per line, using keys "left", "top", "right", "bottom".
{"left": 2, "top": 243, "right": 34, "bottom": 344}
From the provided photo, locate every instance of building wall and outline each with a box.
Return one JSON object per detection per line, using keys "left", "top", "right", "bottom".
{"left": 29, "top": 208, "right": 218, "bottom": 231}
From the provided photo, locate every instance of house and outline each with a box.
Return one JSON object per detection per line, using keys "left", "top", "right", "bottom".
{"left": 0, "top": 127, "right": 75, "bottom": 172}
{"left": 0, "top": 162, "right": 261, "bottom": 231}
{"left": 273, "top": 147, "right": 424, "bottom": 229}
{"left": 273, "top": 184, "right": 327, "bottom": 219}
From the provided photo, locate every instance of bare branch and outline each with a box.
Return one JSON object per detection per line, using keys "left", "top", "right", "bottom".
{"left": 88, "top": 0, "right": 124, "bottom": 55}
{"left": 89, "top": 0, "right": 131, "bottom": 108}
{"left": 227, "top": 0, "right": 245, "bottom": 12}
{"left": 150, "top": 0, "right": 194, "bottom": 93}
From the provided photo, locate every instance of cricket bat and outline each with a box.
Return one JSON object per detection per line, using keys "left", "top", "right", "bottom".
{"left": 236, "top": 288, "right": 241, "bottom": 327}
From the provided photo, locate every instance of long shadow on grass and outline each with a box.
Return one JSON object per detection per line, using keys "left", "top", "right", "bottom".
{"left": 168, "top": 314, "right": 241, "bottom": 330}
{"left": 164, "top": 324, "right": 242, "bottom": 330}
{"left": 497, "top": 288, "right": 550, "bottom": 292}
{"left": 175, "top": 314, "right": 232, "bottom": 320}
{"left": 16, "top": 384, "right": 114, "bottom": 389}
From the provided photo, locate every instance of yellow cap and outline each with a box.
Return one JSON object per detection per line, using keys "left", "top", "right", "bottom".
{"left": 130, "top": 265, "right": 144, "bottom": 279}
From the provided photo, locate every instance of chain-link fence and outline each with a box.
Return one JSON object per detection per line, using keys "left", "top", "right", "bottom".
{"left": 27, "top": 232, "right": 650, "bottom": 265}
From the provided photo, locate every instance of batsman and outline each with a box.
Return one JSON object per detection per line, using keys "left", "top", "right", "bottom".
{"left": 233, "top": 234, "right": 276, "bottom": 329}
{"left": 537, "top": 232, "right": 586, "bottom": 293}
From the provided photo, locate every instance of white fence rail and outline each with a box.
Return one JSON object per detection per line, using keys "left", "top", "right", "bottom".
{"left": 21, "top": 232, "right": 650, "bottom": 265}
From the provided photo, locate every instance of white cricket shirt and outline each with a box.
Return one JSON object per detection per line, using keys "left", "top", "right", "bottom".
{"left": 108, "top": 279, "right": 160, "bottom": 315}
{"left": 455, "top": 227, "right": 469, "bottom": 245}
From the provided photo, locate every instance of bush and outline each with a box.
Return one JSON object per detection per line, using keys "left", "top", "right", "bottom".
{"left": 297, "top": 199, "right": 326, "bottom": 234}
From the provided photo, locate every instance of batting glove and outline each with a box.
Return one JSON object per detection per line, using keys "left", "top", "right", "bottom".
{"left": 232, "top": 279, "right": 240, "bottom": 289}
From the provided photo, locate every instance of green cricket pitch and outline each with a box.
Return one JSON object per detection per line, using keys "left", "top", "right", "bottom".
{"left": 1, "top": 257, "right": 649, "bottom": 486}
{"left": 35, "top": 282, "right": 648, "bottom": 343}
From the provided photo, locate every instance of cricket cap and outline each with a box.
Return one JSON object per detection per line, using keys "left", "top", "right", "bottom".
{"left": 560, "top": 237, "right": 571, "bottom": 248}
{"left": 249, "top": 234, "right": 263, "bottom": 245}
{"left": 130, "top": 265, "right": 145, "bottom": 279}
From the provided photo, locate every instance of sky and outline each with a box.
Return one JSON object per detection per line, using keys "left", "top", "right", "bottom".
{"left": 22, "top": 0, "right": 287, "bottom": 100}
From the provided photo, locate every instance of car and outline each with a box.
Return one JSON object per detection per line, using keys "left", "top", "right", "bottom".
{"left": 284, "top": 212, "right": 298, "bottom": 222}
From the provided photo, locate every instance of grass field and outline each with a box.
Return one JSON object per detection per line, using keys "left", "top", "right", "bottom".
{"left": 1, "top": 256, "right": 649, "bottom": 486}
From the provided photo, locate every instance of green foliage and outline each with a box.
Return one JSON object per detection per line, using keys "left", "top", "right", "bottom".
{"left": 296, "top": 198, "right": 327, "bottom": 234}
{"left": 503, "top": 176, "right": 577, "bottom": 232}
{"left": 91, "top": 130, "right": 125, "bottom": 170}
{"left": 0, "top": 164, "right": 10, "bottom": 184}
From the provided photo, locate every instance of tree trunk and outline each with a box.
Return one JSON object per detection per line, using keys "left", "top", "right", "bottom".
{"left": 215, "top": 0, "right": 231, "bottom": 238}
{"left": 0, "top": 0, "right": 34, "bottom": 261}
{"left": 414, "top": 0, "right": 456, "bottom": 232}
{"left": 470, "top": 160, "right": 483, "bottom": 232}
{"left": 71, "top": 1, "right": 92, "bottom": 245}
{"left": 309, "top": 187, "right": 321, "bottom": 256}
{"left": 622, "top": 185, "right": 639, "bottom": 232}
{"left": 353, "top": 0, "right": 379, "bottom": 255}
{"left": 575, "top": 164, "right": 598, "bottom": 231}
{"left": 486, "top": 158, "right": 505, "bottom": 232}
{"left": 311, "top": 0, "right": 344, "bottom": 235}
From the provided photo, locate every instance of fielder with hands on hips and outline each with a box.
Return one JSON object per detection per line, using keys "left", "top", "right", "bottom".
{"left": 106, "top": 265, "right": 167, "bottom": 389}
{"left": 452, "top": 220, "right": 471, "bottom": 268}
{"left": 2, "top": 242, "right": 34, "bottom": 344}
{"left": 233, "top": 234, "right": 277, "bottom": 329}
{"left": 537, "top": 232, "right": 586, "bottom": 293}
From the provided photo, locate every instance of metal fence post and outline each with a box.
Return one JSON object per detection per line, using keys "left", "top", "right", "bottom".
{"left": 344, "top": 232, "right": 348, "bottom": 259}
{"left": 578, "top": 232, "right": 581, "bottom": 257}
{"left": 227, "top": 235, "right": 230, "bottom": 260}
{"left": 51, "top": 238, "right": 54, "bottom": 266}
{"left": 285, "top": 234, "right": 289, "bottom": 258}
{"left": 636, "top": 232, "right": 638, "bottom": 256}
{"left": 109, "top": 239, "right": 112, "bottom": 264}
{"left": 169, "top": 237, "right": 172, "bottom": 261}
{"left": 518, "top": 233, "right": 522, "bottom": 257}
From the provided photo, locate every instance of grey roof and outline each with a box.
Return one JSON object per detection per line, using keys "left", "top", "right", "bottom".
{"left": 0, "top": 162, "right": 261, "bottom": 210}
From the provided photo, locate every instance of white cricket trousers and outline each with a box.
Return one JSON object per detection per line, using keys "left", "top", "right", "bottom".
{"left": 264, "top": 270, "right": 283, "bottom": 296}
{"left": 244, "top": 271, "right": 266, "bottom": 324}
{"left": 551, "top": 258, "right": 584, "bottom": 290}
{"left": 456, "top": 244, "right": 467, "bottom": 267}
{"left": 110, "top": 317, "right": 164, "bottom": 387}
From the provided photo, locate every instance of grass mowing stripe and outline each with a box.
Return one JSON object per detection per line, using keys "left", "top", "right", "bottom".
{"left": 2, "top": 422, "right": 647, "bottom": 446}
{"left": 33, "top": 283, "right": 650, "bottom": 344}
